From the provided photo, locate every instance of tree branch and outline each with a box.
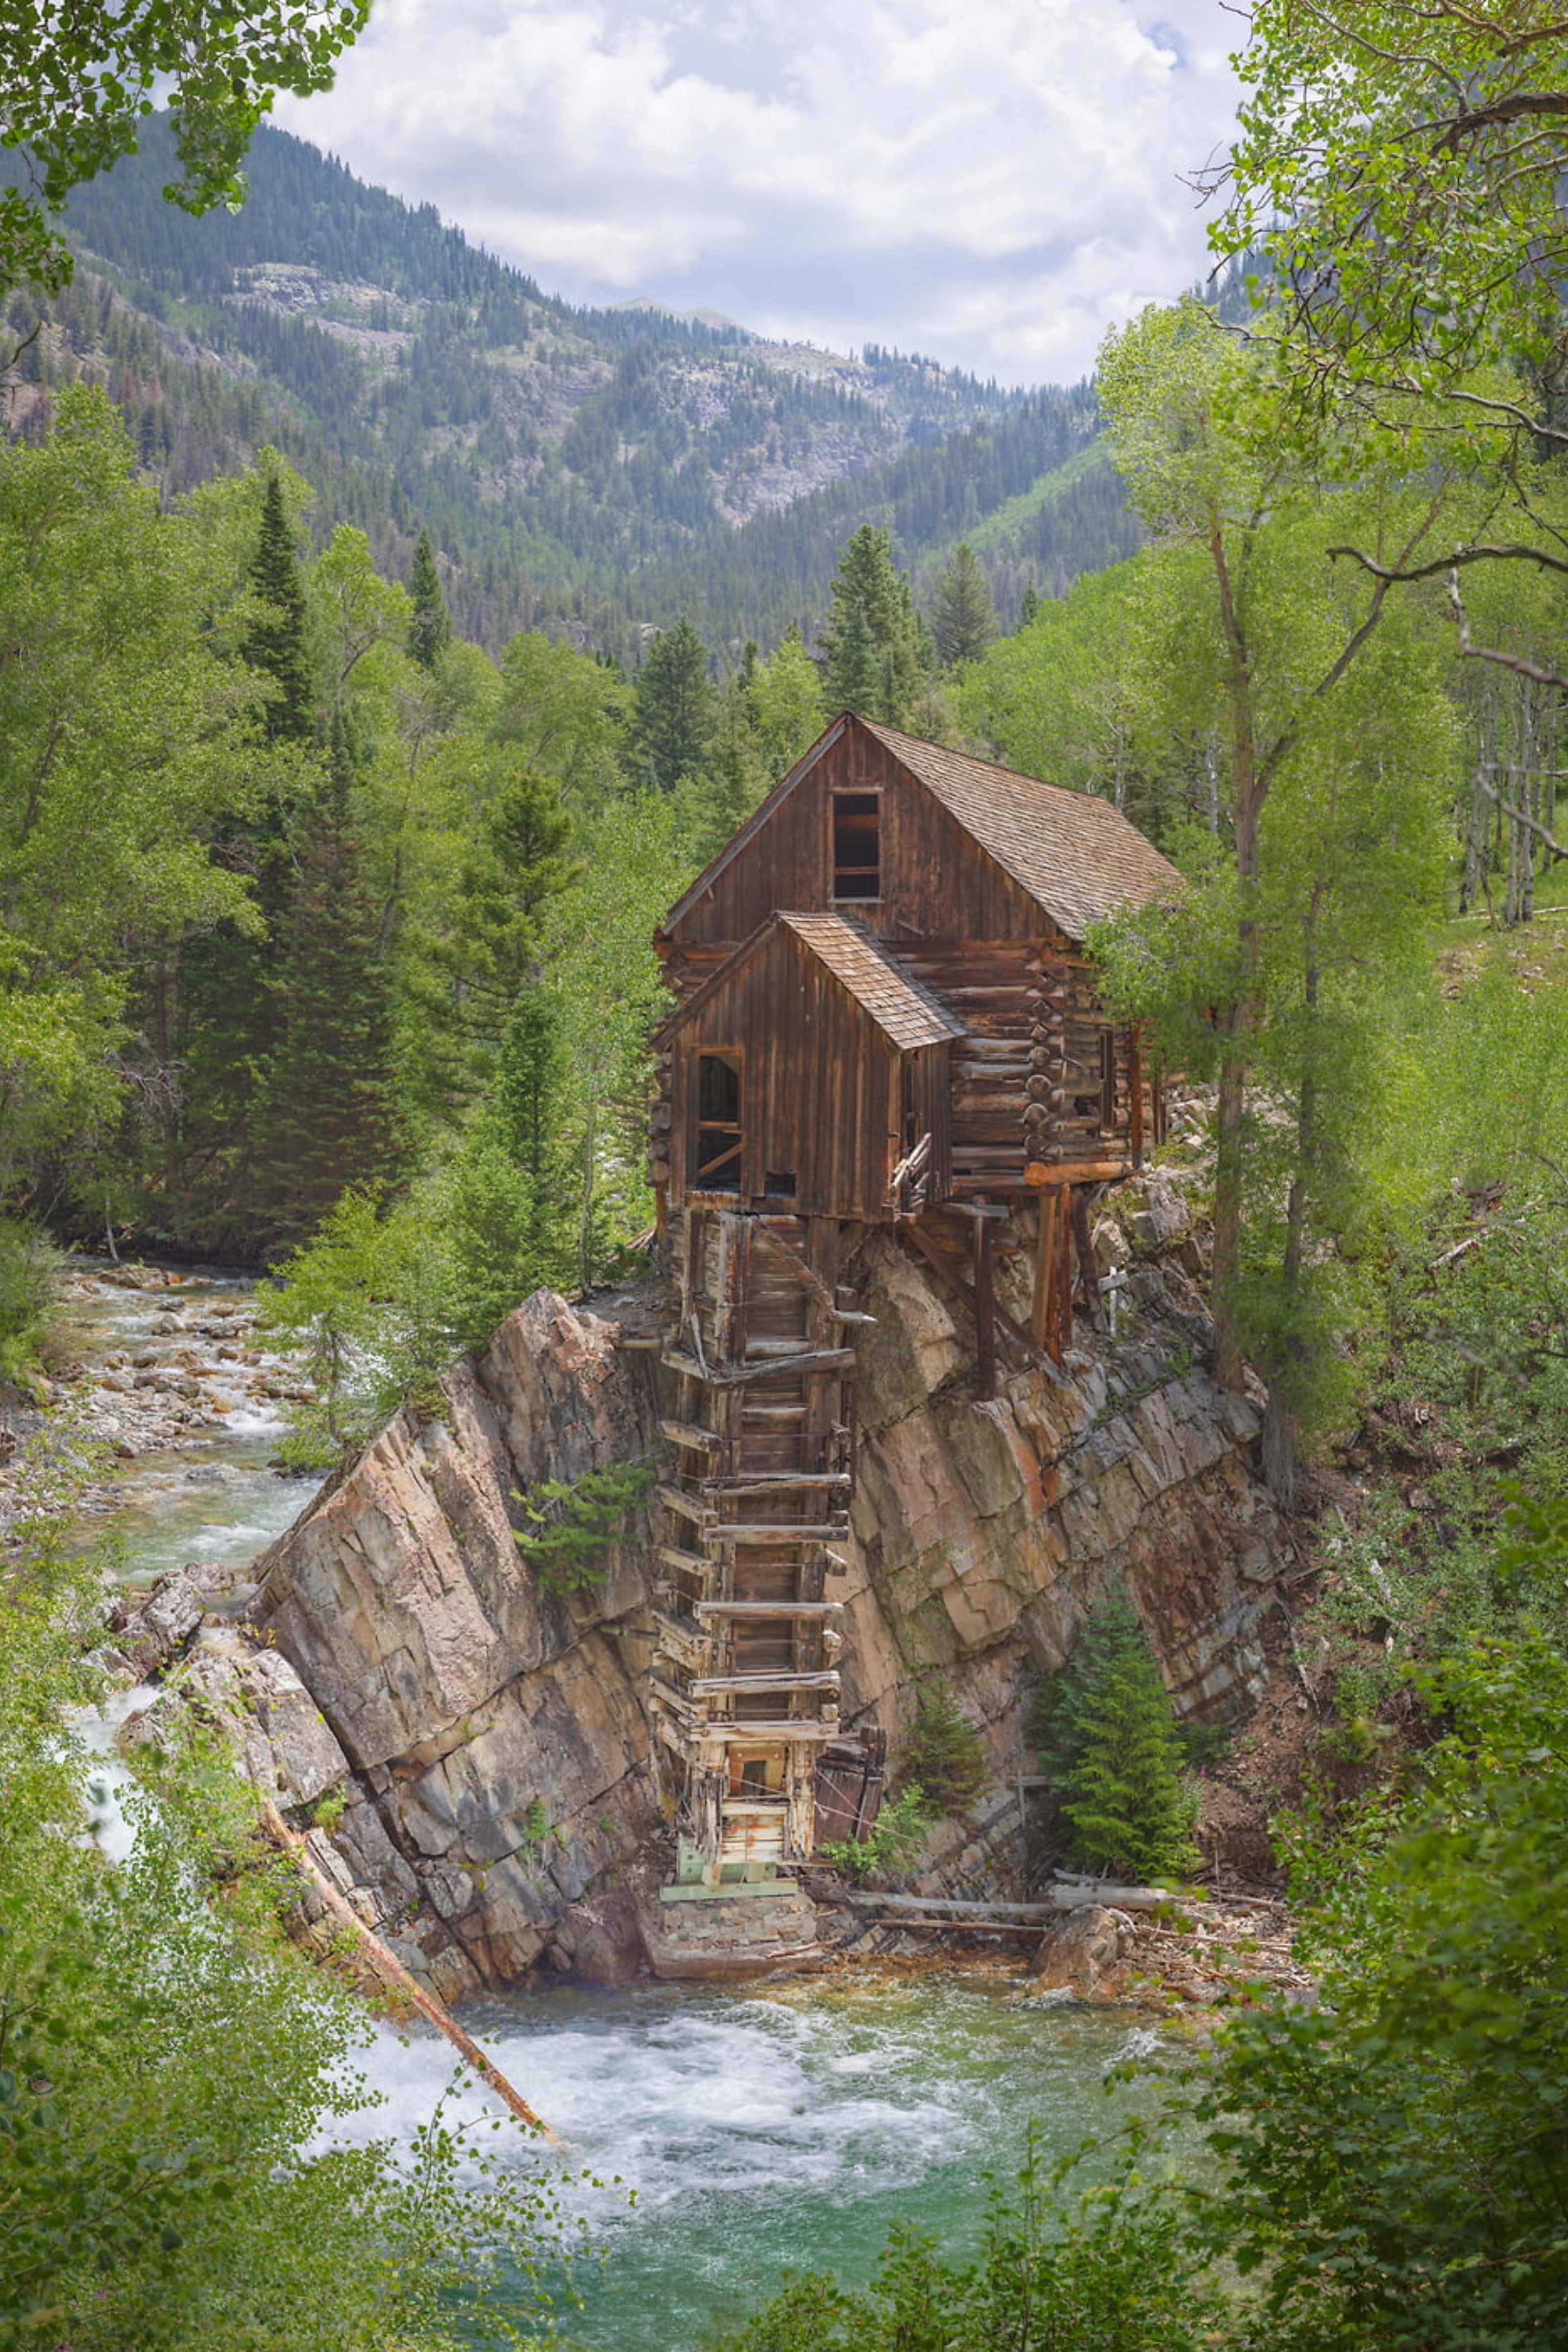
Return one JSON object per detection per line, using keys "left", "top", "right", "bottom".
{"left": 1473, "top": 771, "right": 1568, "bottom": 857}
{"left": 1327, "top": 540, "right": 1568, "bottom": 585}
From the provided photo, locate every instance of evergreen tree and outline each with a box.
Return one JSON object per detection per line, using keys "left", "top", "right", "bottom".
{"left": 1018, "top": 582, "right": 1041, "bottom": 628}
{"left": 444, "top": 986, "right": 574, "bottom": 1341}
{"left": 817, "top": 524, "right": 928, "bottom": 727}
{"left": 174, "top": 466, "right": 320, "bottom": 1237}
{"left": 407, "top": 524, "right": 452, "bottom": 670}
{"left": 451, "top": 764, "right": 579, "bottom": 1049}
{"left": 1034, "top": 1588, "right": 1198, "bottom": 1882}
{"left": 931, "top": 541, "right": 998, "bottom": 667}
{"left": 243, "top": 472, "right": 314, "bottom": 741}
{"left": 251, "top": 711, "right": 404, "bottom": 1244}
{"left": 628, "top": 615, "right": 716, "bottom": 790}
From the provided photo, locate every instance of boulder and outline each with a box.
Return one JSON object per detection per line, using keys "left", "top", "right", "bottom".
{"left": 1029, "top": 1904, "right": 1137, "bottom": 1999}
{"left": 112, "top": 1567, "right": 205, "bottom": 1675}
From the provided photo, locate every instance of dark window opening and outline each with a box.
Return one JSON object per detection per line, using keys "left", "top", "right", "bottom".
{"left": 694, "top": 1050, "right": 743, "bottom": 1192}
{"left": 833, "top": 791, "right": 881, "bottom": 900}
{"left": 1099, "top": 1029, "right": 1116, "bottom": 1131}
{"left": 763, "top": 1168, "right": 797, "bottom": 1198}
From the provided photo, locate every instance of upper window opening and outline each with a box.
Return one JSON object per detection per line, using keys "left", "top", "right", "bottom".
{"left": 833, "top": 791, "right": 881, "bottom": 901}
{"left": 1099, "top": 1029, "right": 1116, "bottom": 1131}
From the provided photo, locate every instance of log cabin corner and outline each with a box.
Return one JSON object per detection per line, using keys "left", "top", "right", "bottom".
{"left": 644, "top": 711, "right": 1180, "bottom": 1903}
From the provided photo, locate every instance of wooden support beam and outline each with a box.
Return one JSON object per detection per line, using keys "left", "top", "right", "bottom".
{"left": 973, "top": 1205, "right": 997, "bottom": 1401}
{"left": 1128, "top": 1024, "right": 1145, "bottom": 1168}
{"left": 1032, "top": 1188, "right": 1059, "bottom": 1357}
{"left": 695, "top": 1599, "right": 843, "bottom": 1620}
{"left": 657, "top": 1483, "right": 711, "bottom": 1526}
{"left": 903, "top": 1222, "right": 1034, "bottom": 1360}
{"left": 661, "top": 1418, "right": 722, "bottom": 1452}
{"left": 1070, "top": 1188, "right": 1102, "bottom": 1330}
{"left": 1023, "top": 1157, "right": 1132, "bottom": 1186}
{"left": 691, "top": 1669, "right": 841, "bottom": 1696}
{"left": 699, "top": 1719, "right": 845, "bottom": 1743}
{"left": 662, "top": 1347, "right": 856, "bottom": 1385}
{"left": 657, "top": 1543, "right": 713, "bottom": 1577}
{"left": 713, "top": 1520, "right": 849, "bottom": 1544}
{"left": 701, "top": 1471, "right": 852, "bottom": 1495}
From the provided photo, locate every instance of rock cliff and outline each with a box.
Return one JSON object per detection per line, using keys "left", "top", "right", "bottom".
{"left": 249, "top": 1176, "right": 1296, "bottom": 1995}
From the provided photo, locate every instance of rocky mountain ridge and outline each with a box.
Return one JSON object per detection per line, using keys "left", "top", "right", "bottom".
{"left": 2, "top": 117, "right": 1129, "bottom": 649}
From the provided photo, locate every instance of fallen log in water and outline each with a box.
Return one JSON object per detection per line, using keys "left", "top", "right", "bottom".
{"left": 835, "top": 1884, "right": 1174, "bottom": 1918}
{"left": 258, "top": 1799, "right": 562, "bottom": 2145}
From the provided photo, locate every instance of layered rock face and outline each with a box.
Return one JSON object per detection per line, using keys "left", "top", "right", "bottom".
{"left": 842, "top": 1197, "right": 1289, "bottom": 1775}
{"left": 252, "top": 1180, "right": 1294, "bottom": 1994}
{"left": 255, "top": 1294, "right": 665, "bottom": 1999}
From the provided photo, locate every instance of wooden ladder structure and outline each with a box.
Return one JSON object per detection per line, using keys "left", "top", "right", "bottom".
{"left": 651, "top": 1205, "right": 865, "bottom": 1889}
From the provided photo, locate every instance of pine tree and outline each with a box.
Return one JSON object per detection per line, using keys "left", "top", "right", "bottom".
{"left": 931, "top": 542, "right": 998, "bottom": 668}
{"left": 251, "top": 712, "right": 405, "bottom": 1245}
{"left": 174, "top": 470, "right": 318, "bottom": 1235}
{"left": 1018, "top": 582, "right": 1042, "bottom": 629}
{"left": 628, "top": 615, "right": 716, "bottom": 790}
{"left": 407, "top": 525, "right": 451, "bottom": 670}
{"left": 244, "top": 472, "right": 314, "bottom": 742}
{"left": 817, "top": 525, "right": 928, "bottom": 727}
{"left": 1035, "top": 1589, "right": 1198, "bottom": 1882}
{"left": 444, "top": 986, "right": 575, "bottom": 1342}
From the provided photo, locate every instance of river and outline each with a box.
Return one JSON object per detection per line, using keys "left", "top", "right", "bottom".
{"left": 66, "top": 1259, "right": 1176, "bottom": 2351}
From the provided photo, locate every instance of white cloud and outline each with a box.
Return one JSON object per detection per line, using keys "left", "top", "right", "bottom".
{"left": 273, "top": 0, "right": 1241, "bottom": 383}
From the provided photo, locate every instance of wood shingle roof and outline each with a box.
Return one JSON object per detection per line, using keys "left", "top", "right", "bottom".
{"left": 656, "top": 910, "right": 964, "bottom": 1052}
{"left": 775, "top": 913, "right": 965, "bottom": 1049}
{"left": 857, "top": 719, "right": 1180, "bottom": 942}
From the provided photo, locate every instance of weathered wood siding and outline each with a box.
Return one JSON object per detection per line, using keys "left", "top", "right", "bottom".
{"left": 660, "top": 723, "right": 1046, "bottom": 986}
{"left": 665, "top": 924, "right": 949, "bottom": 1222}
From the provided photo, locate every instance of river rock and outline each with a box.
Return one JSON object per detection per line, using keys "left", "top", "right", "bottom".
{"left": 1029, "top": 1904, "right": 1136, "bottom": 1999}
{"left": 112, "top": 1566, "right": 205, "bottom": 1675}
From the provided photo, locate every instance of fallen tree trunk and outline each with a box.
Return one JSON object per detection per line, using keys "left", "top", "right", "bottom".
{"left": 836, "top": 1885, "right": 1174, "bottom": 1918}
{"left": 258, "top": 1799, "right": 561, "bottom": 2145}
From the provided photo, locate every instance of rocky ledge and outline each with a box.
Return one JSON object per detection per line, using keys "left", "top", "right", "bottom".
{"left": 112, "top": 1173, "right": 1298, "bottom": 1996}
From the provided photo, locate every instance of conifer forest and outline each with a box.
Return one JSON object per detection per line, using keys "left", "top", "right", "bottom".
{"left": 3, "top": 5, "right": 1568, "bottom": 2351}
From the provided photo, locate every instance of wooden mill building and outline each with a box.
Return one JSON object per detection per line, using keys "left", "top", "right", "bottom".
{"left": 645, "top": 712, "right": 1179, "bottom": 1899}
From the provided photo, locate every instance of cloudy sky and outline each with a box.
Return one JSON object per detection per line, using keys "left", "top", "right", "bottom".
{"left": 274, "top": 0, "right": 1243, "bottom": 387}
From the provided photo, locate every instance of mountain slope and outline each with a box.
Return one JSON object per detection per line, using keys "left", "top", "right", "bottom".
{"left": 3, "top": 118, "right": 1130, "bottom": 649}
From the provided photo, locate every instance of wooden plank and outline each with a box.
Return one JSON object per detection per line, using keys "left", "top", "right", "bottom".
{"left": 1023, "top": 1157, "right": 1131, "bottom": 1185}
{"left": 696, "top": 1599, "right": 843, "bottom": 1619}
{"left": 702, "top": 1471, "right": 852, "bottom": 1494}
{"left": 691, "top": 1670, "right": 841, "bottom": 1696}
{"left": 658, "top": 1543, "right": 713, "bottom": 1577}
{"left": 662, "top": 1347, "right": 856, "bottom": 1384}
{"left": 661, "top": 1418, "right": 722, "bottom": 1452}
{"left": 974, "top": 1208, "right": 997, "bottom": 1401}
{"left": 701, "top": 1719, "right": 845, "bottom": 1743}
{"left": 1032, "top": 1188, "right": 1058, "bottom": 1353}
{"left": 1129, "top": 1023, "right": 1145, "bottom": 1167}
{"left": 714, "top": 1521, "right": 848, "bottom": 1543}
{"left": 657, "top": 1483, "right": 711, "bottom": 1526}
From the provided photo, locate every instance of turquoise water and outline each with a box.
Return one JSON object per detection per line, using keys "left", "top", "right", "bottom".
{"left": 76, "top": 1267, "right": 1176, "bottom": 2351}
{"left": 348, "top": 1977, "right": 1173, "bottom": 2351}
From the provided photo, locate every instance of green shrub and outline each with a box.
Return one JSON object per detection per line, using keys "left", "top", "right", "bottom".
{"left": 1034, "top": 1588, "right": 1198, "bottom": 1883}
{"left": 0, "top": 1217, "right": 62, "bottom": 1394}
{"left": 513, "top": 1456, "right": 656, "bottom": 1592}
{"left": 818, "top": 1784, "right": 933, "bottom": 1883}
{"left": 898, "top": 1682, "right": 987, "bottom": 1813}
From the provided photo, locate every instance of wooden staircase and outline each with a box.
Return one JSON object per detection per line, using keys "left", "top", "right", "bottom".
{"left": 651, "top": 1206, "right": 866, "bottom": 1889}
